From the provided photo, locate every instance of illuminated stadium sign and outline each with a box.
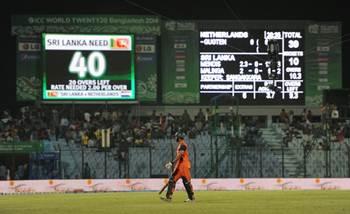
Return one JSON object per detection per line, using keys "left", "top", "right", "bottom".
{"left": 42, "top": 33, "right": 135, "bottom": 100}
{"left": 199, "top": 29, "right": 305, "bottom": 105}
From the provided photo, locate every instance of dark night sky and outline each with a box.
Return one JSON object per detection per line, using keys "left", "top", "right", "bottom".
{"left": 2, "top": 0, "right": 349, "bottom": 109}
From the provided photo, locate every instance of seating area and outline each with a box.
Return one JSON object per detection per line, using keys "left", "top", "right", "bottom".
{"left": 49, "top": 131, "right": 348, "bottom": 179}
{"left": 1, "top": 105, "right": 350, "bottom": 180}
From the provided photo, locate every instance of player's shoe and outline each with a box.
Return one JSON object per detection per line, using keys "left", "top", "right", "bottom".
{"left": 160, "top": 196, "right": 172, "bottom": 202}
{"left": 184, "top": 198, "right": 195, "bottom": 203}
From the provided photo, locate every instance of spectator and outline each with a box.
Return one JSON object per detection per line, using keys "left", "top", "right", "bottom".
{"left": 301, "top": 108, "right": 308, "bottom": 122}
{"left": 88, "top": 138, "right": 96, "bottom": 148}
{"left": 331, "top": 105, "right": 339, "bottom": 119}
{"left": 52, "top": 109, "right": 59, "bottom": 127}
{"left": 83, "top": 162, "right": 91, "bottom": 179}
{"left": 306, "top": 110, "right": 313, "bottom": 123}
{"left": 181, "top": 110, "right": 192, "bottom": 130}
{"left": 0, "top": 163, "right": 6, "bottom": 180}
{"left": 84, "top": 111, "right": 91, "bottom": 123}
{"left": 159, "top": 113, "right": 166, "bottom": 132}
{"left": 59, "top": 115, "right": 69, "bottom": 138}
{"left": 150, "top": 110, "right": 157, "bottom": 123}
{"left": 15, "top": 164, "right": 24, "bottom": 180}
{"left": 6, "top": 168, "right": 10, "bottom": 180}
{"left": 196, "top": 108, "right": 205, "bottom": 123}
{"left": 288, "top": 110, "right": 294, "bottom": 125}
{"left": 194, "top": 116, "right": 203, "bottom": 132}
{"left": 102, "top": 109, "right": 110, "bottom": 121}
{"left": 82, "top": 131, "right": 89, "bottom": 147}
{"left": 94, "top": 111, "right": 101, "bottom": 118}
{"left": 111, "top": 110, "right": 118, "bottom": 121}
{"left": 166, "top": 113, "right": 175, "bottom": 127}
{"left": 118, "top": 137, "right": 128, "bottom": 161}
{"left": 205, "top": 108, "right": 211, "bottom": 122}
{"left": 279, "top": 109, "right": 289, "bottom": 124}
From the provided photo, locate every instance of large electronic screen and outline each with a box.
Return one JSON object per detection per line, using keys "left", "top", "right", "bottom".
{"left": 42, "top": 34, "right": 135, "bottom": 100}
{"left": 199, "top": 29, "right": 304, "bottom": 105}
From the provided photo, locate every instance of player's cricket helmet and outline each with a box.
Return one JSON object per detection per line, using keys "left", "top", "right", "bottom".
{"left": 175, "top": 132, "right": 185, "bottom": 141}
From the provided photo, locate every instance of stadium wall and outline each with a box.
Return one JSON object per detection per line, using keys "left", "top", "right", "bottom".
{"left": 1, "top": 178, "right": 350, "bottom": 194}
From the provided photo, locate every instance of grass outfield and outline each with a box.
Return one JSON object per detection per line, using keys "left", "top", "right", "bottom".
{"left": 1, "top": 191, "right": 350, "bottom": 214}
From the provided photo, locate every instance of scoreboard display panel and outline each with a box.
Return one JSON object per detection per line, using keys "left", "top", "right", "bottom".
{"left": 199, "top": 29, "right": 304, "bottom": 105}
{"left": 42, "top": 34, "right": 135, "bottom": 100}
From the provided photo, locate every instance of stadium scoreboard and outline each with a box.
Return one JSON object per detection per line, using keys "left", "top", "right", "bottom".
{"left": 42, "top": 34, "right": 135, "bottom": 100}
{"left": 199, "top": 29, "right": 304, "bottom": 105}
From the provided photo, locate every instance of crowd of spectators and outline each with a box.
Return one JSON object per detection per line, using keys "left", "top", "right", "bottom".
{"left": 278, "top": 106, "right": 350, "bottom": 150}
{"left": 1, "top": 104, "right": 348, "bottom": 149}
{"left": 1, "top": 104, "right": 349, "bottom": 180}
{"left": 0, "top": 105, "right": 224, "bottom": 148}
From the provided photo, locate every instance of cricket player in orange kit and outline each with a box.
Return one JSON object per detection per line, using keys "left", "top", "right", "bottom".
{"left": 161, "top": 132, "right": 195, "bottom": 202}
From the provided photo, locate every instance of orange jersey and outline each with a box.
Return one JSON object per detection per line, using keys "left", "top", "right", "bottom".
{"left": 175, "top": 140, "right": 191, "bottom": 169}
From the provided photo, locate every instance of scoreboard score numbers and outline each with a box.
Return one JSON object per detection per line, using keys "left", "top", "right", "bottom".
{"left": 199, "top": 29, "right": 305, "bottom": 105}
{"left": 42, "top": 34, "right": 135, "bottom": 100}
